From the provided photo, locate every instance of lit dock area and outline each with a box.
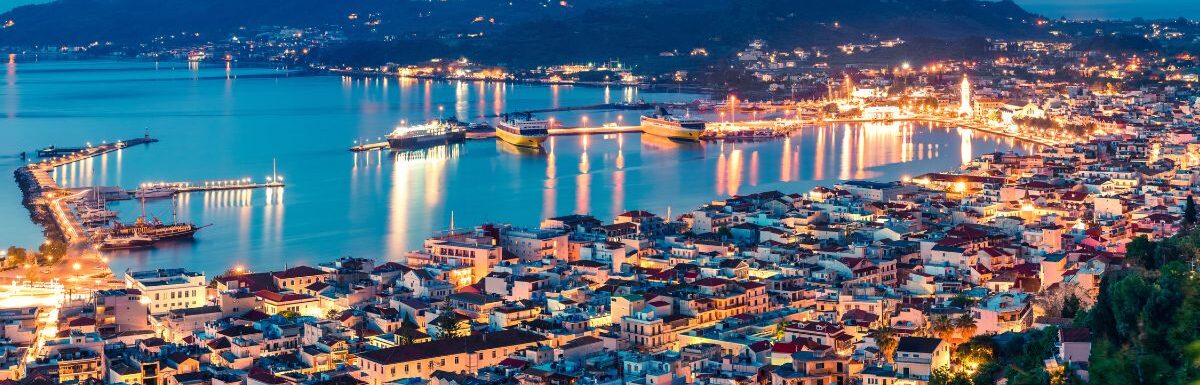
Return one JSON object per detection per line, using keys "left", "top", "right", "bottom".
{"left": 349, "top": 141, "right": 390, "bottom": 152}
{"left": 33, "top": 134, "right": 158, "bottom": 169}
{"left": 138, "top": 179, "right": 285, "bottom": 194}
{"left": 547, "top": 125, "right": 641, "bottom": 136}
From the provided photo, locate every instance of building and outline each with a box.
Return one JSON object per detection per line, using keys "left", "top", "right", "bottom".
{"left": 353, "top": 329, "right": 547, "bottom": 384}
{"left": 124, "top": 269, "right": 207, "bottom": 315}
{"left": 893, "top": 337, "right": 949, "bottom": 381}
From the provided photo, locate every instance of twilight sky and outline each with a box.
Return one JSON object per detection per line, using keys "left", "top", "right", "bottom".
{"left": 1, "top": 0, "right": 1200, "bottom": 20}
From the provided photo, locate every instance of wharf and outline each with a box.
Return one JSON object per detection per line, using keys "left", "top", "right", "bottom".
{"left": 139, "top": 180, "right": 285, "bottom": 195}
{"left": 349, "top": 142, "right": 390, "bottom": 152}
{"left": 481, "top": 102, "right": 658, "bottom": 118}
{"left": 33, "top": 134, "right": 158, "bottom": 169}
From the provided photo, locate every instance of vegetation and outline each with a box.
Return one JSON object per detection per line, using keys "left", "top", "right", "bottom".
{"left": 1086, "top": 259, "right": 1200, "bottom": 385}
{"left": 429, "top": 311, "right": 466, "bottom": 340}
{"left": 954, "top": 227, "right": 1200, "bottom": 385}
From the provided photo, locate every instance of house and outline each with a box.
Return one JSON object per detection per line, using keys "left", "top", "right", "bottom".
{"left": 893, "top": 337, "right": 949, "bottom": 381}
{"left": 353, "top": 329, "right": 547, "bottom": 384}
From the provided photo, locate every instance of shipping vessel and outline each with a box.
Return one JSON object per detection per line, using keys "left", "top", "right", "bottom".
{"left": 386, "top": 120, "right": 466, "bottom": 150}
{"left": 640, "top": 107, "right": 706, "bottom": 141}
{"left": 495, "top": 114, "right": 549, "bottom": 148}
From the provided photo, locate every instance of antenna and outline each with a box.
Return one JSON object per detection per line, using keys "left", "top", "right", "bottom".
{"left": 449, "top": 210, "right": 455, "bottom": 232}
{"left": 272, "top": 158, "right": 277, "bottom": 182}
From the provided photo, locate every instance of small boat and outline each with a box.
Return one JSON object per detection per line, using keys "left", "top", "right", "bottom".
{"left": 79, "top": 208, "right": 118, "bottom": 221}
{"left": 133, "top": 186, "right": 177, "bottom": 199}
{"left": 98, "top": 235, "right": 154, "bottom": 251}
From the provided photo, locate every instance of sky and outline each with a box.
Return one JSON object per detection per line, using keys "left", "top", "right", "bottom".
{"left": 1016, "top": 0, "right": 1200, "bottom": 20}
{"left": 0, "top": 0, "right": 1199, "bottom": 20}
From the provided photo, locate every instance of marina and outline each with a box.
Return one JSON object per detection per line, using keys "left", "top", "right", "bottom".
{"left": 3, "top": 61, "right": 1034, "bottom": 275}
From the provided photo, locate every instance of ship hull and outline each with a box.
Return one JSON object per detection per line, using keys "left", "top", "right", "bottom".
{"left": 387, "top": 131, "right": 466, "bottom": 150}
{"left": 641, "top": 123, "right": 703, "bottom": 141}
{"left": 495, "top": 128, "right": 548, "bottom": 148}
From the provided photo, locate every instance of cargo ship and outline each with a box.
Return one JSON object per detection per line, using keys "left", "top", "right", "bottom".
{"left": 386, "top": 120, "right": 466, "bottom": 150}
{"left": 495, "top": 114, "right": 549, "bottom": 148}
{"left": 640, "top": 107, "right": 706, "bottom": 141}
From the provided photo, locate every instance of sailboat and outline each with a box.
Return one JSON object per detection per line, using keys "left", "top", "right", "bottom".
{"left": 109, "top": 194, "right": 208, "bottom": 241}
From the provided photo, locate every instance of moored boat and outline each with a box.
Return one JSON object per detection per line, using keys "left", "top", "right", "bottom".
{"left": 386, "top": 120, "right": 466, "bottom": 150}
{"left": 495, "top": 114, "right": 549, "bottom": 148}
{"left": 640, "top": 107, "right": 706, "bottom": 141}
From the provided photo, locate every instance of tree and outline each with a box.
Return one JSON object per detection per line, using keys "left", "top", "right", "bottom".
{"left": 929, "top": 315, "right": 954, "bottom": 340}
{"left": 867, "top": 325, "right": 898, "bottom": 363}
{"left": 37, "top": 240, "right": 67, "bottom": 264}
{"left": 953, "top": 313, "right": 978, "bottom": 344}
{"left": 1186, "top": 195, "right": 1197, "bottom": 231}
{"left": 1061, "top": 293, "right": 1081, "bottom": 318}
{"left": 325, "top": 308, "right": 341, "bottom": 320}
{"left": 929, "top": 367, "right": 972, "bottom": 385}
{"left": 278, "top": 310, "right": 300, "bottom": 319}
{"left": 430, "top": 311, "right": 465, "bottom": 340}
{"left": 773, "top": 320, "right": 787, "bottom": 341}
{"left": 3, "top": 246, "right": 28, "bottom": 267}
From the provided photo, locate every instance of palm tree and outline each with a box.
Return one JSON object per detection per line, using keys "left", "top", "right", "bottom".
{"left": 952, "top": 313, "right": 978, "bottom": 344}
{"left": 867, "top": 325, "right": 898, "bottom": 363}
{"left": 929, "top": 315, "right": 954, "bottom": 340}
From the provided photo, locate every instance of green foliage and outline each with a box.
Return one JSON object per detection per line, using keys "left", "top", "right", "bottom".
{"left": 430, "top": 311, "right": 465, "bottom": 340}
{"left": 1061, "top": 293, "right": 1081, "bottom": 318}
{"left": 929, "top": 367, "right": 973, "bottom": 385}
{"left": 1084, "top": 229, "right": 1200, "bottom": 385}
{"left": 3, "top": 246, "right": 28, "bottom": 267}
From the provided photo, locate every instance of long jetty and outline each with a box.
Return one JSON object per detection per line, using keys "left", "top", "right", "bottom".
{"left": 16, "top": 134, "right": 159, "bottom": 244}
{"left": 137, "top": 179, "right": 285, "bottom": 195}
{"left": 479, "top": 102, "right": 659, "bottom": 118}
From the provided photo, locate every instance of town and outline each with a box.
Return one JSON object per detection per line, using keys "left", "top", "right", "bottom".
{"left": 4, "top": 2, "right": 1200, "bottom": 385}
{"left": 4, "top": 62, "right": 1200, "bottom": 383}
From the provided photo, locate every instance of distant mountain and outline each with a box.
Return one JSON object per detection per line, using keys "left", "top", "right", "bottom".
{"left": 0, "top": 0, "right": 628, "bottom": 45}
{"left": 465, "top": 0, "right": 1046, "bottom": 66}
{"left": 2, "top": 0, "right": 1047, "bottom": 66}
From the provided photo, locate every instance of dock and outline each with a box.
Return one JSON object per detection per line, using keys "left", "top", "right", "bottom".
{"left": 547, "top": 125, "right": 641, "bottom": 136}
{"left": 33, "top": 134, "right": 158, "bottom": 169}
{"left": 138, "top": 179, "right": 285, "bottom": 195}
{"left": 480, "top": 102, "right": 657, "bottom": 118}
{"left": 349, "top": 142, "right": 390, "bottom": 152}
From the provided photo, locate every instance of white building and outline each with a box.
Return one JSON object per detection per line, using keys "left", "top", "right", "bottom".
{"left": 124, "top": 269, "right": 207, "bottom": 315}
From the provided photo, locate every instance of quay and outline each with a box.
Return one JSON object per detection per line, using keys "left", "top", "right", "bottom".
{"left": 349, "top": 141, "right": 390, "bottom": 152}
{"left": 138, "top": 179, "right": 285, "bottom": 194}
{"left": 547, "top": 125, "right": 641, "bottom": 136}
{"left": 33, "top": 134, "right": 158, "bottom": 169}
{"left": 481, "top": 102, "right": 659, "bottom": 118}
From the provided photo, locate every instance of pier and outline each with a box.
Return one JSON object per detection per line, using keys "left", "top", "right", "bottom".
{"left": 349, "top": 141, "right": 390, "bottom": 152}
{"left": 547, "top": 125, "right": 641, "bottom": 136}
{"left": 480, "top": 102, "right": 658, "bottom": 118}
{"left": 33, "top": 134, "right": 158, "bottom": 169}
{"left": 138, "top": 179, "right": 285, "bottom": 195}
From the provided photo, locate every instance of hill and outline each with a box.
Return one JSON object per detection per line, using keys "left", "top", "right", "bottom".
{"left": 2, "top": 0, "right": 1048, "bottom": 66}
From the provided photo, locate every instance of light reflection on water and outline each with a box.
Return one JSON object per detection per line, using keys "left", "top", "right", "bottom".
{"left": 1, "top": 60, "right": 1038, "bottom": 275}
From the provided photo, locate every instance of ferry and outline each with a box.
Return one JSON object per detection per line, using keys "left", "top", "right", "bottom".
{"left": 386, "top": 120, "right": 466, "bottom": 150}
{"left": 495, "top": 114, "right": 549, "bottom": 148}
{"left": 133, "top": 186, "right": 176, "bottom": 199}
{"left": 640, "top": 107, "right": 706, "bottom": 141}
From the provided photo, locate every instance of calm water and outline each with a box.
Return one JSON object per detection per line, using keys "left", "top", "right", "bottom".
{"left": 2, "top": 60, "right": 1036, "bottom": 275}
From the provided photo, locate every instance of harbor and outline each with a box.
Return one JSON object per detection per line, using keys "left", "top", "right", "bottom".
{"left": 13, "top": 132, "right": 287, "bottom": 255}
